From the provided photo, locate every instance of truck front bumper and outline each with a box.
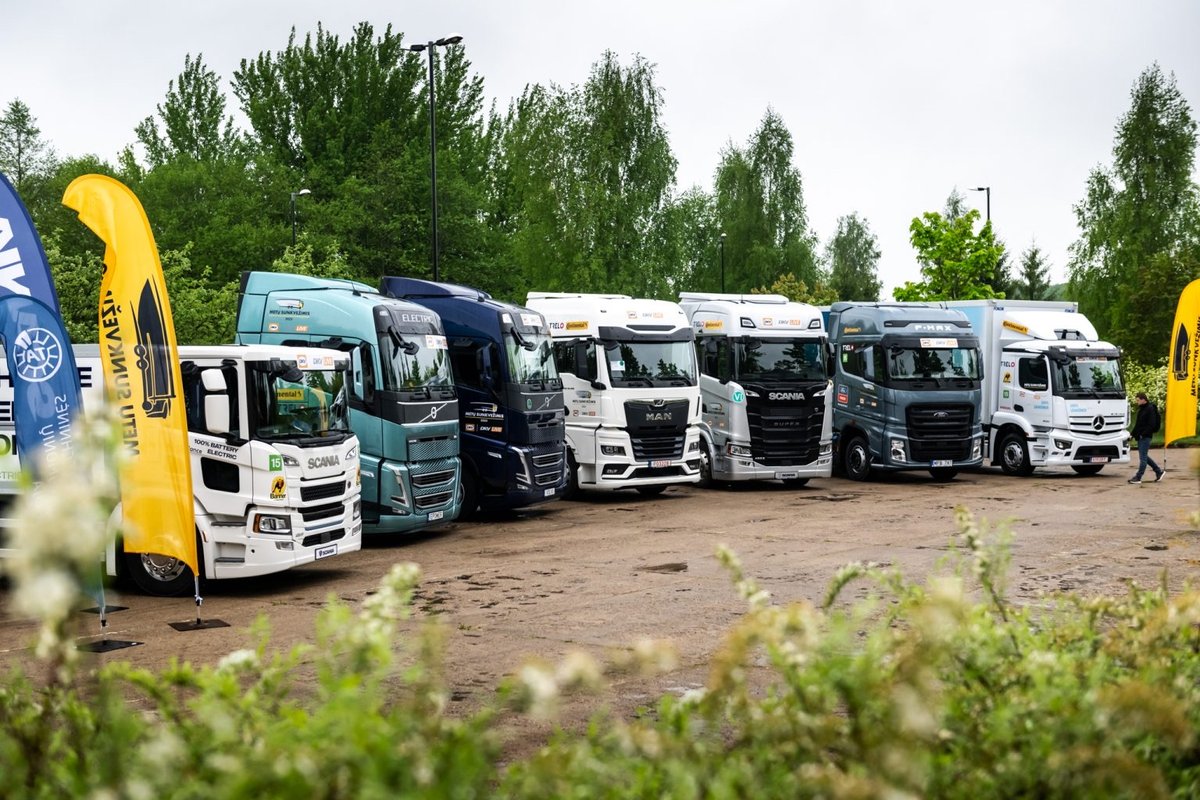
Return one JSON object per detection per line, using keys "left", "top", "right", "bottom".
{"left": 1036, "top": 431, "right": 1131, "bottom": 468}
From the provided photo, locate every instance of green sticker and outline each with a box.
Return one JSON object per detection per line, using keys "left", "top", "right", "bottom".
{"left": 732, "top": 390, "right": 745, "bottom": 403}
{"left": 269, "top": 454, "right": 283, "bottom": 471}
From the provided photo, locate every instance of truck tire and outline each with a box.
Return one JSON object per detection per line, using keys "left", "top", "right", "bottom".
{"left": 697, "top": 441, "right": 715, "bottom": 489}
{"left": 122, "top": 536, "right": 198, "bottom": 597}
{"left": 998, "top": 431, "right": 1034, "bottom": 477}
{"left": 635, "top": 485, "right": 667, "bottom": 497}
{"left": 1071, "top": 464, "right": 1104, "bottom": 476}
{"left": 928, "top": 468, "right": 958, "bottom": 482}
{"left": 459, "top": 467, "right": 480, "bottom": 519}
{"left": 563, "top": 450, "right": 580, "bottom": 500}
{"left": 842, "top": 435, "right": 872, "bottom": 482}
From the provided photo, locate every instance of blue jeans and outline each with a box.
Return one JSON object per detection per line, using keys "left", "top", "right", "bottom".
{"left": 1133, "top": 436, "right": 1161, "bottom": 480}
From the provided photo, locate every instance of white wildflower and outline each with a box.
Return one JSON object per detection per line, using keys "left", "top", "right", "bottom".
{"left": 517, "top": 662, "right": 559, "bottom": 718}
{"left": 555, "top": 650, "right": 602, "bottom": 689}
{"left": 217, "top": 648, "right": 259, "bottom": 672}
{"left": 14, "top": 569, "right": 76, "bottom": 622}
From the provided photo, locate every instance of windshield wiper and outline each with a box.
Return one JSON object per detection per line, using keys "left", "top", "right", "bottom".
{"left": 661, "top": 375, "right": 692, "bottom": 386}
{"left": 509, "top": 326, "right": 536, "bottom": 352}
{"left": 615, "top": 376, "right": 653, "bottom": 387}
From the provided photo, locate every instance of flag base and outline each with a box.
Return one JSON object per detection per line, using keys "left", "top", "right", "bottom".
{"left": 168, "top": 618, "right": 230, "bottom": 632}
{"left": 78, "top": 638, "right": 142, "bottom": 652}
{"left": 80, "top": 605, "right": 129, "bottom": 614}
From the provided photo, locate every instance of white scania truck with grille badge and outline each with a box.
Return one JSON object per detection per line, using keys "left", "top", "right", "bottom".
{"left": 526, "top": 293, "right": 702, "bottom": 495}
{"left": 678, "top": 292, "right": 833, "bottom": 486}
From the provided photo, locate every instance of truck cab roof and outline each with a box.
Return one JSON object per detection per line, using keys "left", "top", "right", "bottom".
{"left": 526, "top": 293, "right": 691, "bottom": 341}
{"left": 679, "top": 292, "right": 825, "bottom": 336}
{"left": 383, "top": 277, "right": 549, "bottom": 337}
{"left": 829, "top": 302, "right": 974, "bottom": 339}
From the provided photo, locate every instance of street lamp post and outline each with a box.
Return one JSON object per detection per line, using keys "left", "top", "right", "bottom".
{"left": 290, "top": 188, "right": 311, "bottom": 247}
{"left": 410, "top": 34, "right": 463, "bottom": 282}
{"left": 971, "top": 186, "right": 991, "bottom": 223}
{"left": 719, "top": 232, "right": 726, "bottom": 293}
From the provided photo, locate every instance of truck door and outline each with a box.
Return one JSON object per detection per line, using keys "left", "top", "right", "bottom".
{"left": 1015, "top": 355, "right": 1053, "bottom": 428}
{"left": 838, "top": 343, "right": 885, "bottom": 427}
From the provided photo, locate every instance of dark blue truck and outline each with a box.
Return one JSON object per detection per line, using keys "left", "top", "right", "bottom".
{"left": 382, "top": 278, "right": 568, "bottom": 515}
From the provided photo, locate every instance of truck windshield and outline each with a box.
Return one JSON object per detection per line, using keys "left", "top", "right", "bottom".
{"left": 380, "top": 330, "right": 454, "bottom": 393}
{"left": 507, "top": 333, "right": 561, "bottom": 389}
{"left": 887, "top": 346, "right": 981, "bottom": 382}
{"left": 251, "top": 363, "right": 351, "bottom": 440}
{"left": 1051, "top": 356, "right": 1124, "bottom": 398}
{"left": 602, "top": 339, "right": 696, "bottom": 387}
{"left": 735, "top": 338, "right": 826, "bottom": 382}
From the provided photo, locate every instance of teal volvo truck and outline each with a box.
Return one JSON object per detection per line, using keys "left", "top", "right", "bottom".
{"left": 826, "top": 302, "right": 984, "bottom": 481}
{"left": 236, "top": 272, "right": 462, "bottom": 532}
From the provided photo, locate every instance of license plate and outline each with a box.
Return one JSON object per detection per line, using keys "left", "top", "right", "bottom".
{"left": 314, "top": 543, "right": 337, "bottom": 560}
{"left": 1087, "top": 457, "right": 1108, "bottom": 463}
{"left": 544, "top": 487, "right": 556, "bottom": 497}
{"left": 776, "top": 472, "right": 799, "bottom": 480}
{"left": 931, "top": 459, "right": 953, "bottom": 467}
{"left": 428, "top": 510, "right": 444, "bottom": 521}
{"left": 650, "top": 459, "right": 671, "bottom": 468}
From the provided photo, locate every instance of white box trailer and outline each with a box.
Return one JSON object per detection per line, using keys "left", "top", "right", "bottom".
{"left": 943, "top": 300, "right": 1130, "bottom": 475}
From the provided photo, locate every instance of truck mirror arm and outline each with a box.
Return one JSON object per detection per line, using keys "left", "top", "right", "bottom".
{"left": 590, "top": 380, "right": 607, "bottom": 391}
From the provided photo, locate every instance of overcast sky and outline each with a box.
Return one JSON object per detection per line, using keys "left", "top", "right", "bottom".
{"left": 4, "top": 1, "right": 1198, "bottom": 296}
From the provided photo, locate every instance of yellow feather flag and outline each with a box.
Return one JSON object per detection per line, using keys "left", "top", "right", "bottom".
{"left": 1165, "top": 278, "right": 1200, "bottom": 446}
{"left": 61, "top": 175, "right": 196, "bottom": 575}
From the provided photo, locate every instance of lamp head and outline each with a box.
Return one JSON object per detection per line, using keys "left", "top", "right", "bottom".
{"left": 437, "top": 34, "right": 464, "bottom": 46}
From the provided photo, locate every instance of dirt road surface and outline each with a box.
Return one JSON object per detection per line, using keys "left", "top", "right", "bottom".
{"left": 2, "top": 453, "right": 1197, "bottom": 742}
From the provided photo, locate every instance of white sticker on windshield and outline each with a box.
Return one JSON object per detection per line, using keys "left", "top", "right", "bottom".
{"left": 425, "top": 335, "right": 448, "bottom": 350}
{"left": 1076, "top": 357, "right": 1108, "bottom": 363}
{"left": 521, "top": 313, "right": 541, "bottom": 328}
{"left": 610, "top": 360, "right": 626, "bottom": 372}
{"left": 919, "top": 338, "right": 958, "bottom": 348}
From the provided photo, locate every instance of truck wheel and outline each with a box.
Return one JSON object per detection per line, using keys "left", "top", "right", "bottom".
{"left": 843, "top": 435, "right": 872, "bottom": 482}
{"left": 698, "top": 442, "right": 715, "bottom": 489}
{"left": 122, "top": 546, "right": 195, "bottom": 597}
{"left": 998, "top": 432, "right": 1034, "bottom": 476}
{"left": 1071, "top": 464, "right": 1104, "bottom": 476}
{"left": 563, "top": 451, "right": 580, "bottom": 500}
{"left": 635, "top": 485, "right": 667, "bottom": 497}
{"left": 459, "top": 467, "right": 480, "bottom": 519}
{"left": 782, "top": 477, "right": 810, "bottom": 487}
{"left": 928, "top": 468, "right": 958, "bottom": 482}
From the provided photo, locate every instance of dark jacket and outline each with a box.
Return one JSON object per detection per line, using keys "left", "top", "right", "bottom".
{"left": 1131, "top": 401, "right": 1161, "bottom": 439}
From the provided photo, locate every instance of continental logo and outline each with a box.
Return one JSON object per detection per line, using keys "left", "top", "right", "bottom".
{"left": 565, "top": 320, "right": 588, "bottom": 331}
{"left": 842, "top": 326, "right": 861, "bottom": 334}
{"left": 1003, "top": 320, "right": 1029, "bottom": 335}
{"left": 703, "top": 320, "right": 723, "bottom": 329}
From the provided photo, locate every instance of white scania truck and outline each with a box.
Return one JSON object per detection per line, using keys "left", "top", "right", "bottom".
{"left": 526, "top": 293, "right": 702, "bottom": 495}
{"left": 0, "top": 343, "right": 363, "bottom": 595}
{"left": 942, "top": 300, "right": 1130, "bottom": 476}
{"left": 678, "top": 292, "right": 833, "bottom": 486}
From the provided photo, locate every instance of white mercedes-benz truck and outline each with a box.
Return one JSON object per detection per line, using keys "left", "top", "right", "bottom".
{"left": 526, "top": 293, "right": 702, "bottom": 496}
{"left": 942, "top": 300, "right": 1131, "bottom": 476}
{"left": 0, "top": 343, "right": 363, "bottom": 595}
{"left": 678, "top": 292, "right": 833, "bottom": 486}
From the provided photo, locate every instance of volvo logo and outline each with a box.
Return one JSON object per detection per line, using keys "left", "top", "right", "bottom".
{"left": 1092, "top": 415, "right": 1104, "bottom": 432}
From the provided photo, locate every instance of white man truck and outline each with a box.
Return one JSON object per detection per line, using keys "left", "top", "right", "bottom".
{"left": 942, "top": 300, "right": 1130, "bottom": 476}
{"left": 0, "top": 343, "right": 363, "bottom": 595}
{"left": 526, "top": 293, "right": 702, "bottom": 496}
{"left": 678, "top": 292, "right": 833, "bottom": 486}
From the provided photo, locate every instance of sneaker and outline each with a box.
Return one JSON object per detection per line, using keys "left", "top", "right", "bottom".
{"left": 1155, "top": 470, "right": 1165, "bottom": 482}
{"left": 1128, "top": 478, "right": 1142, "bottom": 485}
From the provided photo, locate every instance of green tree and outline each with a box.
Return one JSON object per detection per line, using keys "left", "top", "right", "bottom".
{"left": 715, "top": 109, "right": 820, "bottom": 293}
{"left": 0, "top": 99, "right": 55, "bottom": 201}
{"left": 894, "top": 207, "right": 1004, "bottom": 301}
{"left": 1012, "top": 242, "right": 1053, "bottom": 300}
{"left": 753, "top": 272, "right": 836, "bottom": 305}
{"left": 1069, "top": 63, "right": 1200, "bottom": 363}
{"left": 160, "top": 245, "right": 239, "bottom": 344}
{"left": 135, "top": 54, "right": 239, "bottom": 168}
{"left": 825, "top": 213, "right": 881, "bottom": 301}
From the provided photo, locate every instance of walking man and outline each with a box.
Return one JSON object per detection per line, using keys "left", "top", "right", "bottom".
{"left": 1129, "top": 391, "right": 1164, "bottom": 485}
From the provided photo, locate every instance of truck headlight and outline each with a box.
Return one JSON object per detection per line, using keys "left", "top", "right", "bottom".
{"left": 890, "top": 439, "right": 907, "bottom": 462}
{"left": 819, "top": 442, "right": 832, "bottom": 456}
{"left": 282, "top": 454, "right": 300, "bottom": 467}
{"left": 688, "top": 440, "right": 700, "bottom": 453}
{"left": 1053, "top": 438, "right": 1072, "bottom": 450}
{"left": 254, "top": 514, "right": 292, "bottom": 534}
{"left": 345, "top": 446, "right": 358, "bottom": 461}
{"left": 972, "top": 439, "right": 982, "bottom": 459}
{"left": 600, "top": 444, "right": 626, "bottom": 456}
{"left": 727, "top": 443, "right": 752, "bottom": 458}
{"left": 352, "top": 499, "right": 361, "bottom": 520}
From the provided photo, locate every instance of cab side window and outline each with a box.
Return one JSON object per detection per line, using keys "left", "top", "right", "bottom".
{"left": 448, "top": 337, "right": 485, "bottom": 389}
{"left": 840, "top": 344, "right": 874, "bottom": 379}
{"left": 696, "top": 338, "right": 729, "bottom": 380}
{"left": 553, "top": 340, "right": 597, "bottom": 381}
{"left": 1018, "top": 357, "right": 1048, "bottom": 391}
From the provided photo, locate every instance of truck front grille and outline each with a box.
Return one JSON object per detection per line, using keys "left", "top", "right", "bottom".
{"left": 745, "top": 393, "right": 825, "bottom": 466}
{"left": 412, "top": 469, "right": 455, "bottom": 489}
{"left": 409, "top": 436, "right": 458, "bottom": 462}
{"left": 301, "top": 528, "right": 345, "bottom": 548}
{"left": 415, "top": 491, "right": 453, "bottom": 511}
{"left": 630, "top": 431, "right": 686, "bottom": 462}
{"left": 906, "top": 404, "right": 973, "bottom": 461}
{"left": 1068, "top": 414, "right": 1127, "bottom": 435}
{"left": 300, "top": 480, "right": 344, "bottom": 503}
{"left": 531, "top": 447, "right": 565, "bottom": 486}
